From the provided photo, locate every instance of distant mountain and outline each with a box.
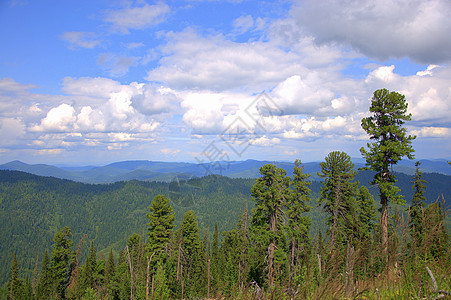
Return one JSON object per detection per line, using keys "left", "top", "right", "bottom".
{"left": 1, "top": 158, "right": 449, "bottom": 184}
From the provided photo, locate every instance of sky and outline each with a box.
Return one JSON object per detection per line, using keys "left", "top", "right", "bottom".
{"left": 0, "top": 0, "right": 450, "bottom": 166}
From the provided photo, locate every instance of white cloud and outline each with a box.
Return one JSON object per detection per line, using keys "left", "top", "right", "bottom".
{"left": 131, "top": 84, "right": 179, "bottom": 115}
{"left": 31, "top": 104, "right": 76, "bottom": 132}
{"left": 292, "top": 0, "right": 451, "bottom": 63}
{"left": 365, "top": 65, "right": 396, "bottom": 83}
{"left": 410, "top": 126, "right": 450, "bottom": 138}
{"left": 97, "top": 53, "right": 136, "bottom": 77}
{"left": 249, "top": 135, "right": 280, "bottom": 146}
{"left": 417, "top": 65, "right": 439, "bottom": 77}
{"left": 181, "top": 91, "right": 225, "bottom": 133}
{"left": 233, "top": 15, "right": 254, "bottom": 33}
{"left": 161, "top": 148, "right": 180, "bottom": 155}
{"left": 0, "top": 118, "right": 25, "bottom": 146}
{"left": 62, "top": 77, "right": 122, "bottom": 99}
{"left": 61, "top": 32, "right": 101, "bottom": 49}
{"left": 104, "top": 2, "right": 170, "bottom": 33}
{"left": 146, "top": 28, "right": 308, "bottom": 91}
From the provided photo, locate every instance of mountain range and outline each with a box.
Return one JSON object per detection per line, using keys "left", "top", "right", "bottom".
{"left": 1, "top": 158, "right": 449, "bottom": 184}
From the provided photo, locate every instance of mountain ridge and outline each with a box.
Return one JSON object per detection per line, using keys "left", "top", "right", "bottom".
{"left": 1, "top": 158, "right": 449, "bottom": 184}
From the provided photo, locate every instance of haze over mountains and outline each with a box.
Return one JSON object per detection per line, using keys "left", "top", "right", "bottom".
{"left": 1, "top": 159, "right": 449, "bottom": 184}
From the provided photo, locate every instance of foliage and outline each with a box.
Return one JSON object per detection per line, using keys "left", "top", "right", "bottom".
{"left": 360, "top": 88, "right": 416, "bottom": 258}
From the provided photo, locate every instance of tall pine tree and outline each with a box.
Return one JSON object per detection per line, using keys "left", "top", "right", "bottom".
{"left": 360, "top": 88, "right": 415, "bottom": 259}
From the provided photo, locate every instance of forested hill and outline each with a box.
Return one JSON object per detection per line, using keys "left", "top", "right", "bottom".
{"left": 1, "top": 169, "right": 449, "bottom": 286}
{"left": 0, "top": 171, "right": 256, "bottom": 286}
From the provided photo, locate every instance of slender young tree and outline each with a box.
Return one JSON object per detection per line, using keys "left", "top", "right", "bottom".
{"left": 409, "top": 161, "right": 427, "bottom": 244}
{"left": 355, "top": 186, "right": 376, "bottom": 241}
{"left": 37, "top": 250, "right": 52, "bottom": 299}
{"left": 360, "top": 88, "right": 416, "bottom": 259}
{"left": 286, "top": 159, "right": 311, "bottom": 281}
{"left": 318, "top": 151, "right": 358, "bottom": 248}
{"left": 8, "top": 252, "right": 23, "bottom": 300}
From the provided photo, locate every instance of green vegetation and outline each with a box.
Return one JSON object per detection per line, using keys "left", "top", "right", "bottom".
{"left": 1, "top": 89, "right": 450, "bottom": 299}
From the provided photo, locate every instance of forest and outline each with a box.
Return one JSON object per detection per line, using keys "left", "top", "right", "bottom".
{"left": 2, "top": 89, "right": 450, "bottom": 299}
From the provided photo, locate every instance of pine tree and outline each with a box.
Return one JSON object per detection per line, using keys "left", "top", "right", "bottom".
{"left": 318, "top": 151, "right": 358, "bottom": 248}
{"left": 286, "top": 159, "right": 312, "bottom": 283}
{"left": 50, "top": 226, "right": 75, "bottom": 299}
{"left": 153, "top": 261, "right": 170, "bottom": 300}
{"left": 409, "top": 161, "right": 427, "bottom": 244}
{"left": 82, "top": 241, "right": 97, "bottom": 291}
{"left": 146, "top": 195, "right": 175, "bottom": 262}
{"left": 178, "top": 210, "right": 205, "bottom": 297}
{"left": 360, "top": 88, "right": 416, "bottom": 258}
{"left": 8, "top": 252, "right": 23, "bottom": 300}
{"left": 356, "top": 186, "right": 376, "bottom": 241}
{"left": 250, "top": 163, "right": 291, "bottom": 287}
{"left": 37, "top": 250, "right": 52, "bottom": 299}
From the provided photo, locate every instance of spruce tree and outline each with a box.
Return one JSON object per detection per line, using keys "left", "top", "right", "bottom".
{"left": 360, "top": 88, "right": 415, "bottom": 258}
{"left": 355, "top": 186, "right": 376, "bottom": 241}
{"left": 318, "top": 151, "right": 358, "bottom": 248}
{"left": 409, "top": 161, "right": 427, "bottom": 244}
{"left": 250, "top": 163, "right": 291, "bottom": 287}
{"left": 146, "top": 195, "right": 175, "bottom": 262}
{"left": 37, "top": 250, "right": 52, "bottom": 299}
{"left": 50, "top": 226, "right": 75, "bottom": 299}
{"left": 178, "top": 210, "right": 205, "bottom": 297}
{"left": 8, "top": 252, "right": 23, "bottom": 300}
{"left": 286, "top": 159, "right": 311, "bottom": 282}
{"left": 153, "top": 261, "right": 170, "bottom": 300}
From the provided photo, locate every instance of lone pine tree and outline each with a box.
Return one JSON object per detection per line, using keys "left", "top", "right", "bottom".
{"left": 360, "top": 88, "right": 415, "bottom": 259}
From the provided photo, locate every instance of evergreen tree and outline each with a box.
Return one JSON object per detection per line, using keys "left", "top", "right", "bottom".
{"left": 360, "top": 88, "right": 416, "bottom": 258}
{"left": 409, "top": 161, "right": 427, "bottom": 244}
{"left": 250, "top": 163, "right": 291, "bottom": 287}
{"left": 8, "top": 252, "right": 23, "bottom": 300}
{"left": 318, "top": 151, "right": 358, "bottom": 248}
{"left": 37, "top": 250, "right": 52, "bottom": 300}
{"left": 50, "top": 226, "right": 75, "bottom": 299}
{"left": 146, "top": 195, "right": 175, "bottom": 262}
{"left": 356, "top": 186, "right": 376, "bottom": 241}
{"left": 178, "top": 210, "right": 205, "bottom": 297}
{"left": 82, "top": 241, "right": 97, "bottom": 292}
{"left": 286, "top": 159, "right": 312, "bottom": 283}
{"left": 153, "top": 261, "right": 170, "bottom": 300}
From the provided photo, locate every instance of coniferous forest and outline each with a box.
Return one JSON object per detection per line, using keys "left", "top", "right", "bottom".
{"left": 2, "top": 89, "right": 450, "bottom": 299}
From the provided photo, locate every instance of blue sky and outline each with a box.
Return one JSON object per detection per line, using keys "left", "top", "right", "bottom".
{"left": 0, "top": 0, "right": 450, "bottom": 165}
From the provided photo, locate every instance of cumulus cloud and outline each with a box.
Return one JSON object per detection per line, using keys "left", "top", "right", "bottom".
{"left": 292, "top": 0, "right": 451, "bottom": 63}
{"left": 104, "top": 1, "right": 170, "bottom": 33}
{"left": 30, "top": 104, "right": 76, "bottom": 132}
{"left": 61, "top": 32, "right": 101, "bottom": 49}
{"left": 131, "top": 85, "right": 179, "bottom": 115}
{"left": 146, "top": 28, "right": 308, "bottom": 91}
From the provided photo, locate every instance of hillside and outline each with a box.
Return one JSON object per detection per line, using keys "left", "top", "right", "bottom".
{"left": 0, "top": 168, "right": 449, "bottom": 286}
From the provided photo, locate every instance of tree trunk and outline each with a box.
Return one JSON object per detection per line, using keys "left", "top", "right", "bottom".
{"left": 380, "top": 192, "right": 388, "bottom": 263}
{"left": 268, "top": 211, "right": 277, "bottom": 287}
{"left": 126, "top": 246, "right": 134, "bottom": 300}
